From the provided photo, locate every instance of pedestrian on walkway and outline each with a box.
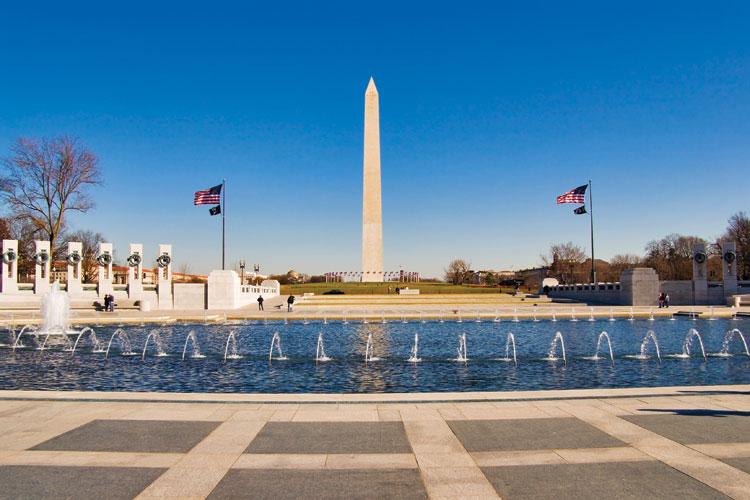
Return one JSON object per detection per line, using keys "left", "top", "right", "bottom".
{"left": 103, "top": 294, "right": 110, "bottom": 312}
{"left": 665, "top": 294, "right": 670, "bottom": 308}
{"left": 287, "top": 295, "right": 295, "bottom": 312}
{"left": 257, "top": 295, "right": 264, "bottom": 311}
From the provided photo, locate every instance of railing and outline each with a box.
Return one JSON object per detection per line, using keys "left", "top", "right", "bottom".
{"left": 241, "top": 285, "right": 278, "bottom": 295}
{"left": 550, "top": 282, "right": 621, "bottom": 292}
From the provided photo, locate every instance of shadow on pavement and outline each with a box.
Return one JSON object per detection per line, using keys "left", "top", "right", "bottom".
{"left": 639, "top": 408, "right": 750, "bottom": 418}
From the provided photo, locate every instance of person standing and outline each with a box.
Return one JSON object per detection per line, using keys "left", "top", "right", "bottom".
{"left": 287, "top": 295, "right": 295, "bottom": 312}
{"left": 103, "top": 294, "right": 110, "bottom": 312}
{"left": 665, "top": 294, "right": 670, "bottom": 308}
{"left": 257, "top": 295, "right": 264, "bottom": 311}
{"left": 108, "top": 294, "right": 115, "bottom": 312}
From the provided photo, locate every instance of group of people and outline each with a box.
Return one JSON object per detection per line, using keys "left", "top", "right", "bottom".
{"left": 658, "top": 292, "right": 670, "bottom": 308}
{"left": 102, "top": 294, "right": 115, "bottom": 312}
{"left": 256, "top": 295, "right": 295, "bottom": 312}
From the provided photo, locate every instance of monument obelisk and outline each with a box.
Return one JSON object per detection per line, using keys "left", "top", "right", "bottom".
{"left": 362, "top": 77, "right": 383, "bottom": 282}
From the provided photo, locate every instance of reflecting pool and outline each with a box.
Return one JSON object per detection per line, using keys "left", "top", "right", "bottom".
{"left": 1, "top": 317, "right": 748, "bottom": 393}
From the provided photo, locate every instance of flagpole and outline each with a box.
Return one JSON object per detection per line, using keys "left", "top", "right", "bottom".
{"left": 222, "top": 178, "right": 226, "bottom": 270}
{"left": 588, "top": 179, "right": 595, "bottom": 283}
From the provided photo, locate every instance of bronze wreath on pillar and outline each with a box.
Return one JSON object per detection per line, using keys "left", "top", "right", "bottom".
{"left": 694, "top": 251, "right": 707, "bottom": 264}
{"left": 66, "top": 252, "right": 81, "bottom": 266}
{"left": 127, "top": 253, "right": 142, "bottom": 267}
{"left": 33, "top": 251, "right": 50, "bottom": 266}
{"left": 2, "top": 250, "right": 17, "bottom": 264}
{"left": 156, "top": 254, "right": 171, "bottom": 268}
{"left": 96, "top": 253, "right": 112, "bottom": 266}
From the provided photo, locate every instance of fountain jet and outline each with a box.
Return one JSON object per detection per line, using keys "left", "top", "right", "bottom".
{"left": 408, "top": 333, "right": 420, "bottom": 363}
{"left": 269, "top": 332, "right": 287, "bottom": 362}
{"left": 315, "top": 331, "right": 330, "bottom": 364}
{"left": 546, "top": 332, "right": 566, "bottom": 365}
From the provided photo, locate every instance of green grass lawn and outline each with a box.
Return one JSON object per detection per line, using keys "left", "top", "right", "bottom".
{"left": 281, "top": 282, "right": 521, "bottom": 295}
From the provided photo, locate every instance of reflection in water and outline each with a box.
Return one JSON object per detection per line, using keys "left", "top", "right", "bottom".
{"left": 351, "top": 323, "right": 393, "bottom": 392}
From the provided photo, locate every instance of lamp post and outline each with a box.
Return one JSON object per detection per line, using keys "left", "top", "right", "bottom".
{"left": 239, "top": 260, "right": 246, "bottom": 285}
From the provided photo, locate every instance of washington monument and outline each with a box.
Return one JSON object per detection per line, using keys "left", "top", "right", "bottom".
{"left": 362, "top": 77, "right": 383, "bottom": 282}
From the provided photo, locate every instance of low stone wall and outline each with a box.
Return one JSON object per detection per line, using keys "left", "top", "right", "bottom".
{"left": 173, "top": 284, "right": 207, "bottom": 310}
{"left": 659, "top": 281, "right": 693, "bottom": 305}
{"left": 658, "top": 281, "right": 735, "bottom": 306}
{"left": 548, "top": 283, "right": 623, "bottom": 305}
{"left": 549, "top": 268, "right": 738, "bottom": 307}
{"left": 208, "top": 271, "right": 280, "bottom": 309}
{"left": 548, "top": 268, "right": 659, "bottom": 306}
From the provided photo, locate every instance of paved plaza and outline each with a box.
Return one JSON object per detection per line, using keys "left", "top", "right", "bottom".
{"left": 0, "top": 297, "right": 741, "bottom": 327}
{"left": 1, "top": 385, "right": 749, "bottom": 499}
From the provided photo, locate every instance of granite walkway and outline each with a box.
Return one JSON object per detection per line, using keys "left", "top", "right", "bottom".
{"left": 1, "top": 385, "right": 749, "bottom": 499}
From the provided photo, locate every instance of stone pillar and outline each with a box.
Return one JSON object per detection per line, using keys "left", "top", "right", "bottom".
{"left": 97, "top": 242, "right": 114, "bottom": 297}
{"left": 33, "top": 240, "right": 52, "bottom": 295}
{"left": 722, "top": 241, "right": 739, "bottom": 299}
{"left": 156, "top": 244, "right": 173, "bottom": 310}
{"left": 66, "top": 242, "right": 83, "bottom": 294}
{"left": 692, "top": 242, "right": 708, "bottom": 305}
{"left": 1, "top": 239, "right": 19, "bottom": 293}
{"left": 127, "top": 243, "right": 144, "bottom": 296}
{"left": 362, "top": 77, "right": 384, "bottom": 282}
{"left": 620, "top": 268, "right": 659, "bottom": 306}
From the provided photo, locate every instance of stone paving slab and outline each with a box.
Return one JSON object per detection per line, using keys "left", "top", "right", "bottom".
{"left": 206, "top": 468, "right": 428, "bottom": 499}
{"left": 720, "top": 458, "right": 750, "bottom": 475}
{"left": 244, "top": 421, "right": 412, "bottom": 454}
{"left": 621, "top": 413, "right": 750, "bottom": 444}
{"left": 1, "top": 386, "right": 750, "bottom": 499}
{"left": 0, "top": 465, "right": 167, "bottom": 499}
{"left": 30, "top": 419, "right": 220, "bottom": 453}
{"left": 481, "top": 461, "right": 731, "bottom": 499}
{"left": 447, "top": 418, "right": 626, "bottom": 451}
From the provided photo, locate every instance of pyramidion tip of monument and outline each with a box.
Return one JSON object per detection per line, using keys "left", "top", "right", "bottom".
{"left": 366, "top": 77, "right": 378, "bottom": 94}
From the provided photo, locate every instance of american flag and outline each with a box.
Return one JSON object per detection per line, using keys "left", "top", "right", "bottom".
{"left": 556, "top": 184, "right": 587, "bottom": 204}
{"left": 194, "top": 184, "right": 222, "bottom": 205}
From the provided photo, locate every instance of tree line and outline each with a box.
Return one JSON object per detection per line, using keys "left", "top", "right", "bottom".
{"left": 540, "top": 212, "right": 749, "bottom": 284}
{"left": 445, "top": 212, "right": 749, "bottom": 286}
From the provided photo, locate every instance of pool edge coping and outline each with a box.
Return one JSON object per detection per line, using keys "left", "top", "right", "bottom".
{"left": 1, "top": 384, "right": 748, "bottom": 405}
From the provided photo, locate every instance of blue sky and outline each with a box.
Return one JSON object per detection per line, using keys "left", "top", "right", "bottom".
{"left": 1, "top": 1, "right": 748, "bottom": 278}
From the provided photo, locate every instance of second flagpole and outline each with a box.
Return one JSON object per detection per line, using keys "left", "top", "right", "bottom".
{"left": 222, "top": 178, "right": 226, "bottom": 270}
{"left": 588, "top": 179, "right": 595, "bottom": 283}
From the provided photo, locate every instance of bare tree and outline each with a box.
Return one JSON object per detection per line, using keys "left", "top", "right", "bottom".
{"left": 62, "top": 230, "right": 105, "bottom": 283}
{"left": 444, "top": 259, "right": 470, "bottom": 285}
{"left": 2, "top": 136, "right": 102, "bottom": 251}
{"left": 604, "top": 253, "right": 642, "bottom": 281}
{"left": 540, "top": 242, "right": 587, "bottom": 284}
{"left": 722, "top": 212, "right": 750, "bottom": 279}
{"left": 643, "top": 233, "right": 704, "bottom": 280}
{"left": 177, "top": 263, "right": 191, "bottom": 277}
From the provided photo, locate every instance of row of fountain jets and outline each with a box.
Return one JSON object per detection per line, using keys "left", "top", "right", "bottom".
{"left": 12, "top": 304, "right": 742, "bottom": 328}
{"left": 291, "top": 305, "right": 739, "bottom": 325}
{"left": 7, "top": 324, "right": 748, "bottom": 367}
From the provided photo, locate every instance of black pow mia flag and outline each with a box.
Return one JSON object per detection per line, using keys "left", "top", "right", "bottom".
{"left": 573, "top": 205, "right": 587, "bottom": 215}
{"left": 209, "top": 205, "right": 221, "bottom": 216}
